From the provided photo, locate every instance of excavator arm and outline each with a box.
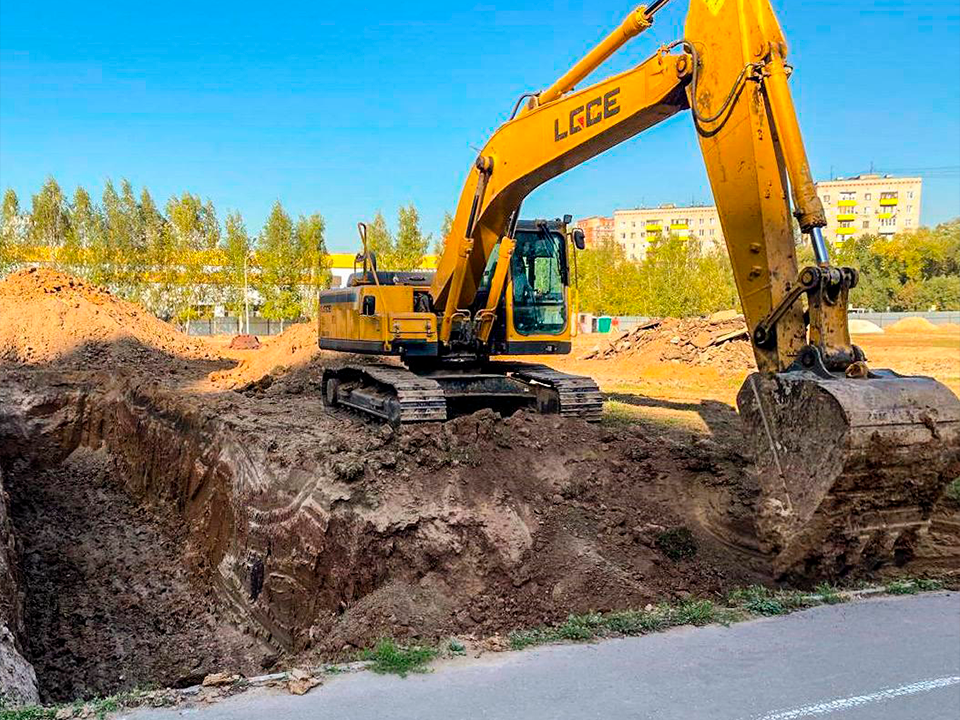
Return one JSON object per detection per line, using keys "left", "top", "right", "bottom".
{"left": 428, "top": 0, "right": 960, "bottom": 577}
{"left": 432, "top": 0, "right": 847, "bottom": 375}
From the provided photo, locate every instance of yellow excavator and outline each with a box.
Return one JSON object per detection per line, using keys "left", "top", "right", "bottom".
{"left": 319, "top": 0, "right": 960, "bottom": 574}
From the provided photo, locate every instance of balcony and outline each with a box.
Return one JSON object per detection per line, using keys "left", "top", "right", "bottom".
{"left": 670, "top": 223, "right": 688, "bottom": 230}
{"left": 645, "top": 224, "right": 662, "bottom": 232}
{"left": 880, "top": 198, "right": 898, "bottom": 206}
{"left": 836, "top": 213, "right": 855, "bottom": 221}
{"left": 837, "top": 199, "right": 857, "bottom": 207}
{"left": 878, "top": 212, "right": 894, "bottom": 220}
{"left": 835, "top": 227, "right": 856, "bottom": 235}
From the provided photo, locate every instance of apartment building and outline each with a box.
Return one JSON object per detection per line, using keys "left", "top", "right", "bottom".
{"left": 815, "top": 175, "right": 922, "bottom": 244}
{"left": 611, "top": 204, "right": 724, "bottom": 260}
{"left": 576, "top": 215, "right": 615, "bottom": 248}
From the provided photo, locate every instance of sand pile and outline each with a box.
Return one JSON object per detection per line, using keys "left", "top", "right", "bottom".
{"left": 848, "top": 318, "right": 884, "bottom": 334}
{"left": 886, "top": 316, "right": 939, "bottom": 334}
{"left": 211, "top": 322, "right": 327, "bottom": 390}
{"left": 583, "top": 310, "right": 755, "bottom": 371}
{"left": 0, "top": 268, "right": 208, "bottom": 369}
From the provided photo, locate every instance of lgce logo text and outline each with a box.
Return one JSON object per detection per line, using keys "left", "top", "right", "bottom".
{"left": 554, "top": 88, "right": 621, "bottom": 142}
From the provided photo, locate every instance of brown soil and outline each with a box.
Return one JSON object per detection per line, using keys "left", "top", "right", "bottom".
{"left": 885, "top": 316, "right": 939, "bottom": 333}
{"left": 0, "top": 268, "right": 213, "bottom": 371}
{"left": 6, "top": 447, "right": 271, "bottom": 702}
{"left": 581, "top": 311, "right": 755, "bottom": 373}
{"left": 1, "top": 271, "right": 957, "bottom": 703}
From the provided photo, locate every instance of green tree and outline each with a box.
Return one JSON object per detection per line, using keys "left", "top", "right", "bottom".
{"left": 221, "top": 211, "right": 253, "bottom": 326}
{"left": 1, "top": 189, "right": 24, "bottom": 271}
{"left": 28, "top": 176, "right": 70, "bottom": 251}
{"left": 393, "top": 204, "right": 430, "bottom": 270}
{"left": 434, "top": 210, "right": 454, "bottom": 255}
{"left": 256, "top": 200, "right": 302, "bottom": 326}
{"left": 164, "top": 192, "right": 220, "bottom": 325}
{"left": 365, "top": 210, "right": 393, "bottom": 268}
{"left": 62, "top": 186, "right": 102, "bottom": 277}
{"left": 295, "top": 212, "right": 330, "bottom": 318}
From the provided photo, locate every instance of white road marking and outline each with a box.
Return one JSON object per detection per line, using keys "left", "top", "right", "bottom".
{"left": 746, "top": 675, "right": 960, "bottom": 719}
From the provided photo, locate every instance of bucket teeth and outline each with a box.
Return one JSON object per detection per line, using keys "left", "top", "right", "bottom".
{"left": 737, "top": 370, "right": 960, "bottom": 578}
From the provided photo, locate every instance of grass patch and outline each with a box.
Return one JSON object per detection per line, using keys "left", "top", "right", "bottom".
{"left": 814, "top": 582, "right": 845, "bottom": 605}
{"left": 360, "top": 639, "right": 438, "bottom": 677}
{"left": 945, "top": 477, "right": 960, "bottom": 502}
{"left": 655, "top": 527, "right": 698, "bottom": 561}
{"left": 0, "top": 688, "right": 163, "bottom": 720}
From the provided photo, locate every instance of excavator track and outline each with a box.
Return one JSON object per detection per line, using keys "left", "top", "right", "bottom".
{"left": 322, "top": 365, "right": 447, "bottom": 424}
{"left": 323, "top": 362, "right": 602, "bottom": 425}
{"left": 494, "top": 362, "right": 604, "bottom": 422}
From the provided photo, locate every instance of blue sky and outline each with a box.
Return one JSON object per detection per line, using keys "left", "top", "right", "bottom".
{"left": 1, "top": 1, "right": 958, "bottom": 252}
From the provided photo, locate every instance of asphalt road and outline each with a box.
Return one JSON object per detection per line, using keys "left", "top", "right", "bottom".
{"left": 125, "top": 592, "right": 960, "bottom": 720}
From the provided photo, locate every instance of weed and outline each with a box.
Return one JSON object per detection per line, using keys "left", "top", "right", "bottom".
{"left": 361, "top": 639, "right": 438, "bottom": 677}
{"left": 814, "top": 582, "right": 844, "bottom": 604}
{"left": 655, "top": 527, "right": 698, "bottom": 561}
{"left": 0, "top": 706, "right": 57, "bottom": 720}
{"left": 944, "top": 478, "right": 960, "bottom": 502}
{"left": 448, "top": 639, "right": 466, "bottom": 655}
{"left": 670, "top": 599, "right": 721, "bottom": 626}
{"left": 885, "top": 579, "right": 919, "bottom": 595}
{"left": 727, "top": 585, "right": 785, "bottom": 616}
{"left": 914, "top": 578, "right": 944, "bottom": 591}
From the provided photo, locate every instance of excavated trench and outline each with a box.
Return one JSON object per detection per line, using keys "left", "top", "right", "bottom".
{"left": 0, "top": 372, "right": 772, "bottom": 702}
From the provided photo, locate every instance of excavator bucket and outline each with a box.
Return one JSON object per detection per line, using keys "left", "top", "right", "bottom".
{"left": 738, "top": 370, "right": 960, "bottom": 579}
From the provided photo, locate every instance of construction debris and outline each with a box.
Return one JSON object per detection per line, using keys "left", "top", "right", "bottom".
{"left": 582, "top": 311, "right": 755, "bottom": 371}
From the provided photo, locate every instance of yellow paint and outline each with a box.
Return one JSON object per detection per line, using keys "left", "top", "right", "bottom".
{"left": 704, "top": 0, "right": 726, "bottom": 17}
{"left": 880, "top": 198, "right": 898, "bottom": 206}
{"left": 837, "top": 199, "right": 857, "bottom": 207}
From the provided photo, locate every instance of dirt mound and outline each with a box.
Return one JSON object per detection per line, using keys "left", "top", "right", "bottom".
{"left": 211, "top": 322, "right": 322, "bottom": 389}
{"left": 0, "top": 268, "right": 209, "bottom": 369}
{"left": 937, "top": 323, "right": 960, "bottom": 332}
{"left": 886, "top": 316, "right": 939, "bottom": 334}
{"left": 229, "top": 334, "right": 261, "bottom": 350}
{"left": 583, "top": 311, "right": 755, "bottom": 372}
{"left": 849, "top": 318, "right": 884, "bottom": 334}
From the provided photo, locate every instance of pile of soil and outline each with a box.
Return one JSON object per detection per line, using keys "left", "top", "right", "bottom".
{"left": 582, "top": 311, "right": 755, "bottom": 372}
{"left": 886, "top": 316, "right": 939, "bottom": 333}
{"left": 0, "top": 268, "right": 211, "bottom": 370}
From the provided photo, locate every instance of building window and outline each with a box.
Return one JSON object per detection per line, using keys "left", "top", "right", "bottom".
{"left": 907, "top": 205, "right": 912, "bottom": 213}
{"left": 908, "top": 191, "right": 914, "bottom": 199}
{"left": 880, "top": 217, "right": 896, "bottom": 227}
{"left": 881, "top": 191, "right": 898, "bottom": 200}
{"left": 862, "top": 221, "right": 869, "bottom": 229}
{"left": 631, "top": 233, "right": 636, "bottom": 239}
{"left": 863, "top": 206, "right": 871, "bottom": 215}
{"left": 631, "top": 221, "right": 635, "bottom": 227}
{"left": 864, "top": 193, "right": 871, "bottom": 201}
{"left": 699, "top": 218, "right": 704, "bottom": 225}
{"left": 709, "top": 217, "right": 715, "bottom": 224}
{"left": 710, "top": 229, "right": 715, "bottom": 236}
{"left": 905, "top": 219, "right": 912, "bottom": 227}
{"left": 621, "top": 233, "right": 626, "bottom": 239}
{"left": 840, "top": 191, "right": 855, "bottom": 201}
{"left": 699, "top": 229, "right": 704, "bottom": 236}
{"left": 823, "top": 195, "right": 830, "bottom": 203}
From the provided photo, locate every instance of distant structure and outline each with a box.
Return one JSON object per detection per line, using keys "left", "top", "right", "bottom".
{"left": 576, "top": 174, "right": 922, "bottom": 260}
{"left": 816, "top": 174, "right": 922, "bottom": 244}
{"left": 576, "top": 216, "right": 615, "bottom": 248}
{"left": 326, "top": 253, "right": 439, "bottom": 288}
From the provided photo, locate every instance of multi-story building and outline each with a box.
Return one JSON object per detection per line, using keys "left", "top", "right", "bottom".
{"left": 611, "top": 204, "right": 724, "bottom": 260}
{"left": 815, "top": 175, "right": 921, "bottom": 244}
{"left": 576, "top": 215, "right": 615, "bottom": 248}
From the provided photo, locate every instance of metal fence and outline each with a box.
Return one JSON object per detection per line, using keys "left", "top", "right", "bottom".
{"left": 185, "top": 317, "right": 305, "bottom": 336}
{"left": 578, "top": 311, "right": 959, "bottom": 334}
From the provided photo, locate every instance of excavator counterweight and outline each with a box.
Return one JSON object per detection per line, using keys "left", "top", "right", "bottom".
{"left": 318, "top": 0, "right": 960, "bottom": 578}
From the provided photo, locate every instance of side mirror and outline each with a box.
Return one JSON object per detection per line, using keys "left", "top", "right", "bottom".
{"left": 571, "top": 228, "right": 586, "bottom": 250}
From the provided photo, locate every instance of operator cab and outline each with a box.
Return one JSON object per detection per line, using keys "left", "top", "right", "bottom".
{"left": 478, "top": 217, "right": 584, "bottom": 355}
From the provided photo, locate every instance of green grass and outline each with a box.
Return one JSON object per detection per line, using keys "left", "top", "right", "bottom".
{"left": 360, "top": 639, "right": 439, "bottom": 677}
{"left": 655, "top": 527, "right": 698, "bottom": 561}
{"left": 945, "top": 478, "right": 960, "bottom": 502}
{"left": 814, "top": 582, "right": 845, "bottom": 605}
{"left": 0, "top": 687, "right": 168, "bottom": 720}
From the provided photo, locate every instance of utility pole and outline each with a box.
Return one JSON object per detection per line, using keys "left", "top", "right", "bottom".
{"left": 243, "top": 251, "right": 250, "bottom": 334}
